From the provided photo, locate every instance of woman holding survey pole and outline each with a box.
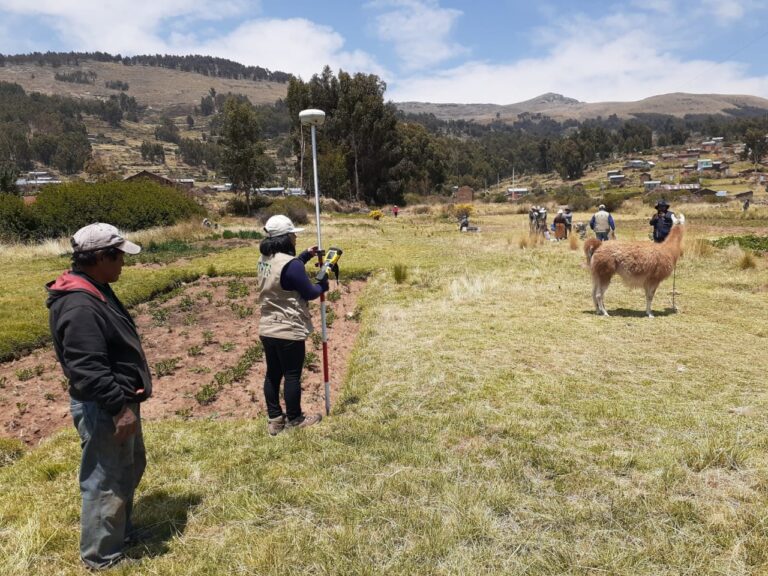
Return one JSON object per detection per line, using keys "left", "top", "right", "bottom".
{"left": 257, "top": 214, "right": 328, "bottom": 436}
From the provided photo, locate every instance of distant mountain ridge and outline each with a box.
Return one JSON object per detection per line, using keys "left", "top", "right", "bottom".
{"left": 2, "top": 51, "right": 768, "bottom": 122}
{"left": 396, "top": 92, "right": 768, "bottom": 122}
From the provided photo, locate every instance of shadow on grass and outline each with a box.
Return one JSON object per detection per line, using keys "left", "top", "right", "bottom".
{"left": 129, "top": 489, "right": 203, "bottom": 558}
{"left": 582, "top": 307, "right": 678, "bottom": 318}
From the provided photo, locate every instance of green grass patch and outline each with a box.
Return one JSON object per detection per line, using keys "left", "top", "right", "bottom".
{"left": 3, "top": 206, "right": 768, "bottom": 575}
{"left": 0, "top": 438, "right": 24, "bottom": 467}
{"left": 154, "top": 358, "right": 180, "bottom": 377}
{"left": 225, "top": 278, "right": 249, "bottom": 299}
{"left": 711, "top": 234, "right": 768, "bottom": 253}
{"left": 221, "top": 229, "right": 263, "bottom": 240}
{"left": 195, "top": 343, "right": 263, "bottom": 405}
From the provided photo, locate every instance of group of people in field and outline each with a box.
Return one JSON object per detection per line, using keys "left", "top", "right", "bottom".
{"left": 589, "top": 200, "right": 675, "bottom": 243}
{"left": 530, "top": 205, "right": 575, "bottom": 240}
{"left": 46, "top": 214, "right": 326, "bottom": 570}
{"left": 48, "top": 196, "right": 679, "bottom": 570}
{"left": 527, "top": 200, "right": 675, "bottom": 244}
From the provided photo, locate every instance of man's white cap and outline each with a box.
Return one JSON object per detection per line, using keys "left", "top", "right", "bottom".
{"left": 264, "top": 215, "right": 304, "bottom": 237}
{"left": 557, "top": 209, "right": 563, "bottom": 214}
{"left": 599, "top": 204, "right": 606, "bottom": 210}
{"left": 71, "top": 223, "right": 141, "bottom": 254}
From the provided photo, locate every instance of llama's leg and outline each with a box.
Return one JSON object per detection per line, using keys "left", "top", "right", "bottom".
{"left": 645, "top": 284, "right": 658, "bottom": 317}
{"left": 596, "top": 278, "right": 610, "bottom": 316}
{"left": 592, "top": 278, "right": 600, "bottom": 313}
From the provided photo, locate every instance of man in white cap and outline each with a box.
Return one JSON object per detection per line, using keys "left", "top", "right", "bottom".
{"left": 46, "top": 223, "right": 150, "bottom": 571}
{"left": 589, "top": 203, "right": 616, "bottom": 241}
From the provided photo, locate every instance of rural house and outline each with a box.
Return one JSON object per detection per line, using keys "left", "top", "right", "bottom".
{"left": 124, "top": 170, "right": 175, "bottom": 187}
{"left": 456, "top": 186, "right": 474, "bottom": 203}
{"left": 506, "top": 187, "right": 529, "bottom": 199}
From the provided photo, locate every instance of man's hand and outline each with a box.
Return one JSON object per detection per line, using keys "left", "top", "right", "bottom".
{"left": 307, "top": 245, "right": 319, "bottom": 257}
{"left": 113, "top": 405, "right": 138, "bottom": 442}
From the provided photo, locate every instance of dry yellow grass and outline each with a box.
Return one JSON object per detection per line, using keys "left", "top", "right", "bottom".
{"left": 1, "top": 204, "right": 768, "bottom": 575}
{"left": 0, "top": 61, "right": 286, "bottom": 111}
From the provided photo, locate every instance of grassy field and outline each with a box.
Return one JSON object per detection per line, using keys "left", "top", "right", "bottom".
{"left": 1, "top": 204, "right": 768, "bottom": 574}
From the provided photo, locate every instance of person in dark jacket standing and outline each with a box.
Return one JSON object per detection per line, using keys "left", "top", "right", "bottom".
{"left": 258, "top": 215, "right": 328, "bottom": 435}
{"left": 563, "top": 206, "right": 573, "bottom": 237}
{"left": 46, "top": 222, "right": 149, "bottom": 571}
{"left": 650, "top": 199, "right": 675, "bottom": 243}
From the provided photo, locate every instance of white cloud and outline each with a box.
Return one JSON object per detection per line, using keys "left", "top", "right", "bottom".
{"left": 190, "top": 18, "right": 389, "bottom": 80}
{"left": 630, "top": 0, "right": 675, "bottom": 14}
{"left": 389, "top": 8, "right": 768, "bottom": 103}
{"left": 0, "top": 0, "right": 250, "bottom": 54}
{"left": 701, "top": 0, "right": 748, "bottom": 22}
{"left": 371, "top": 0, "right": 467, "bottom": 71}
{"left": 0, "top": 0, "right": 386, "bottom": 80}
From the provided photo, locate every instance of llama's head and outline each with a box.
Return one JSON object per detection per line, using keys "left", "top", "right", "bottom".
{"left": 672, "top": 213, "right": 685, "bottom": 226}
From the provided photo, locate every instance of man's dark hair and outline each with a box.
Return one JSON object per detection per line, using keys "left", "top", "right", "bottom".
{"left": 71, "top": 247, "right": 123, "bottom": 270}
{"left": 259, "top": 235, "right": 296, "bottom": 257}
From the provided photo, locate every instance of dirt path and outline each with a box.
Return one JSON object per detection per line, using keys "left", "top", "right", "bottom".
{"left": 0, "top": 276, "right": 364, "bottom": 445}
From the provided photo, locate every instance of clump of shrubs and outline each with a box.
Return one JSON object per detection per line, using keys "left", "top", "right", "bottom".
{"left": 445, "top": 203, "right": 474, "bottom": 219}
{"left": 601, "top": 191, "right": 636, "bottom": 213}
{"left": 1, "top": 180, "right": 205, "bottom": 242}
{"left": 711, "top": 234, "right": 768, "bottom": 254}
{"left": 226, "top": 194, "right": 273, "bottom": 216}
{"left": 0, "top": 194, "right": 35, "bottom": 242}
{"left": 257, "top": 197, "right": 311, "bottom": 225}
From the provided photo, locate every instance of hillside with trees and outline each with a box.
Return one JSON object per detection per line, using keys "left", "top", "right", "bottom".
{"left": 1, "top": 52, "right": 768, "bottom": 206}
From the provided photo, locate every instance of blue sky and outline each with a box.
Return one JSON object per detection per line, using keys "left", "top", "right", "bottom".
{"left": 1, "top": 0, "right": 768, "bottom": 104}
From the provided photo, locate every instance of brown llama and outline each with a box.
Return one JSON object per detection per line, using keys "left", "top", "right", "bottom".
{"left": 590, "top": 215, "right": 685, "bottom": 317}
{"left": 583, "top": 237, "right": 602, "bottom": 265}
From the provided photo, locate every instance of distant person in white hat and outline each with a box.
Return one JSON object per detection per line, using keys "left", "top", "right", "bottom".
{"left": 257, "top": 215, "right": 328, "bottom": 435}
{"left": 46, "top": 223, "right": 150, "bottom": 571}
{"left": 590, "top": 203, "right": 616, "bottom": 241}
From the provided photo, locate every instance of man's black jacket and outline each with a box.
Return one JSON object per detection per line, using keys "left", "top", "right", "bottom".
{"left": 46, "top": 271, "right": 152, "bottom": 415}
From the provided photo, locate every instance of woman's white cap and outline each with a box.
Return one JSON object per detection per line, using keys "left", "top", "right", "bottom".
{"left": 263, "top": 215, "right": 304, "bottom": 237}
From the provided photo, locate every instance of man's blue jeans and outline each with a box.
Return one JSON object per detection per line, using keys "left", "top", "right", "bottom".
{"left": 71, "top": 399, "right": 145, "bottom": 570}
{"left": 596, "top": 231, "right": 610, "bottom": 241}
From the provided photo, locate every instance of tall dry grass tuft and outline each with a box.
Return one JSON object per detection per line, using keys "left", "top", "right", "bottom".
{"left": 0, "top": 219, "right": 211, "bottom": 262}
{"left": 0, "top": 238, "right": 70, "bottom": 260}
{"left": 392, "top": 263, "right": 409, "bottom": 284}
{"left": 569, "top": 234, "right": 579, "bottom": 251}
{"left": 739, "top": 251, "right": 757, "bottom": 270}
{"left": 724, "top": 244, "right": 757, "bottom": 270}
{"left": 687, "top": 237, "right": 714, "bottom": 259}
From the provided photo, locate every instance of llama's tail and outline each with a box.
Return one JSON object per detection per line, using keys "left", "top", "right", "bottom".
{"left": 584, "top": 237, "right": 602, "bottom": 265}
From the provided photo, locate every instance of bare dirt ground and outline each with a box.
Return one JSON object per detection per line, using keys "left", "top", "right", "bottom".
{"left": 0, "top": 276, "right": 364, "bottom": 445}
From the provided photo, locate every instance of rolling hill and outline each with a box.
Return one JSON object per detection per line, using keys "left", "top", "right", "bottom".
{"left": 0, "top": 60, "right": 287, "bottom": 115}
{"left": 396, "top": 92, "right": 768, "bottom": 122}
{"left": 3, "top": 54, "right": 768, "bottom": 190}
{"left": 3, "top": 58, "right": 768, "bottom": 123}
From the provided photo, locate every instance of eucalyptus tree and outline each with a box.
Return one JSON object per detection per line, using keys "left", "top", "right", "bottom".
{"left": 219, "top": 97, "right": 275, "bottom": 215}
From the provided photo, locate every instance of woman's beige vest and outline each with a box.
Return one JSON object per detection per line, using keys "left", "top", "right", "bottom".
{"left": 258, "top": 252, "right": 313, "bottom": 340}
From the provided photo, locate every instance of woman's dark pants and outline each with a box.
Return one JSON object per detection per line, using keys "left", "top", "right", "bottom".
{"left": 260, "top": 336, "right": 305, "bottom": 421}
